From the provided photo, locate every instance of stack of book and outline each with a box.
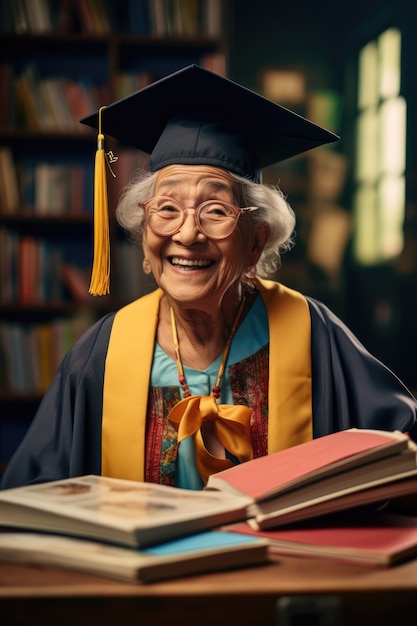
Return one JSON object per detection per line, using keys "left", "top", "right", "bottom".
{"left": 0, "top": 474, "right": 269, "bottom": 583}
{"left": 1, "top": 428, "right": 417, "bottom": 581}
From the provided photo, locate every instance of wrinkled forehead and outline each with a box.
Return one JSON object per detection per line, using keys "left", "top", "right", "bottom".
{"left": 154, "top": 165, "right": 238, "bottom": 201}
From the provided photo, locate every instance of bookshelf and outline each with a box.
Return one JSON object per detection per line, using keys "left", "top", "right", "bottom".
{"left": 0, "top": 0, "right": 229, "bottom": 472}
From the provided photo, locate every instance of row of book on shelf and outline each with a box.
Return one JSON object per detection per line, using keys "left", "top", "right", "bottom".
{"left": 1, "top": 0, "right": 224, "bottom": 37}
{"left": 0, "top": 226, "right": 154, "bottom": 304}
{"left": 0, "top": 147, "right": 94, "bottom": 215}
{"left": 0, "top": 144, "right": 147, "bottom": 216}
{"left": 0, "top": 229, "right": 93, "bottom": 304}
{"left": 0, "top": 311, "right": 95, "bottom": 394}
{"left": 1, "top": 53, "right": 225, "bottom": 134}
{"left": 1, "top": 62, "right": 108, "bottom": 133}
{"left": 1, "top": 429, "right": 417, "bottom": 582}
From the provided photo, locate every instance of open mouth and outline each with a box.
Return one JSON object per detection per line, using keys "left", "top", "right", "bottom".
{"left": 169, "top": 257, "right": 215, "bottom": 271}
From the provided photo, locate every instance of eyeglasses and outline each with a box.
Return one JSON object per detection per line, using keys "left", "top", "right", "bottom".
{"left": 141, "top": 196, "right": 258, "bottom": 240}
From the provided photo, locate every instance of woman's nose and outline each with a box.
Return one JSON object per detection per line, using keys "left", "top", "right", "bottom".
{"left": 172, "top": 210, "right": 206, "bottom": 244}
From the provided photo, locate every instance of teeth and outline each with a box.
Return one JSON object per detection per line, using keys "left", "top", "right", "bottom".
{"left": 171, "top": 257, "right": 212, "bottom": 268}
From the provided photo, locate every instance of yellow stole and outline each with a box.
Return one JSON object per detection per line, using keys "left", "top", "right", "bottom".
{"left": 102, "top": 278, "right": 312, "bottom": 480}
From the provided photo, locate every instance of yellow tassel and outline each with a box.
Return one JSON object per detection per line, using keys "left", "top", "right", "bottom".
{"left": 89, "top": 106, "right": 110, "bottom": 296}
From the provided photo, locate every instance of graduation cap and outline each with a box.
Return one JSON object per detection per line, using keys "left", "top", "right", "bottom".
{"left": 80, "top": 64, "right": 339, "bottom": 294}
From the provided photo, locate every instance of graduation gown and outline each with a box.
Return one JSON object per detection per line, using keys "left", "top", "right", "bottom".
{"left": 2, "top": 280, "right": 416, "bottom": 489}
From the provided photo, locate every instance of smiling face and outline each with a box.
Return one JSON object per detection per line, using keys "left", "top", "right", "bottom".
{"left": 142, "top": 165, "right": 267, "bottom": 312}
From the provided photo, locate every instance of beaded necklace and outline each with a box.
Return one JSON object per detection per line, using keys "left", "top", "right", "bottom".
{"left": 170, "top": 296, "right": 246, "bottom": 400}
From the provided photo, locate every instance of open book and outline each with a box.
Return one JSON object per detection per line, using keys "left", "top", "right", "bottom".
{"left": 205, "top": 428, "right": 417, "bottom": 528}
{"left": 0, "top": 529, "right": 268, "bottom": 583}
{"left": 0, "top": 474, "right": 252, "bottom": 548}
{"left": 226, "top": 512, "right": 417, "bottom": 568}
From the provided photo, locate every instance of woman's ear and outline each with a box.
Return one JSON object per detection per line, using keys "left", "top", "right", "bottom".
{"left": 143, "top": 258, "right": 152, "bottom": 275}
{"left": 247, "top": 223, "right": 270, "bottom": 266}
{"left": 142, "top": 238, "right": 152, "bottom": 275}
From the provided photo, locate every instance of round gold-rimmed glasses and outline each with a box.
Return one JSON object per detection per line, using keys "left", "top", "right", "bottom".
{"left": 141, "top": 196, "right": 258, "bottom": 240}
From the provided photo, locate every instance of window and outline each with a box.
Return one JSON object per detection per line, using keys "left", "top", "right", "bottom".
{"left": 353, "top": 27, "right": 406, "bottom": 264}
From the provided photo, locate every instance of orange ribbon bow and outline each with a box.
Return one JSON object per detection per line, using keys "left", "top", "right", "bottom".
{"left": 168, "top": 394, "right": 253, "bottom": 484}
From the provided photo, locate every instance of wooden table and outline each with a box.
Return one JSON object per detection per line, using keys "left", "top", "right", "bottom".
{"left": 1, "top": 553, "right": 417, "bottom": 625}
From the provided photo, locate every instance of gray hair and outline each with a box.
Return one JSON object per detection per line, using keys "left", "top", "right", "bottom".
{"left": 116, "top": 170, "right": 296, "bottom": 278}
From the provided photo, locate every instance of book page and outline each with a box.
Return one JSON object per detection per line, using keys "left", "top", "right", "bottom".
{"left": 0, "top": 475, "right": 252, "bottom": 531}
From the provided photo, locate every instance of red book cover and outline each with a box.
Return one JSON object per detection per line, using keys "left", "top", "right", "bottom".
{"left": 205, "top": 429, "right": 412, "bottom": 502}
{"left": 227, "top": 513, "right": 417, "bottom": 567}
{"left": 18, "top": 236, "right": 38, "bottom": 304}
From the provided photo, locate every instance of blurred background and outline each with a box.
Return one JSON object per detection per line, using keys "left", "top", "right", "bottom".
{"left": 231, "top": 0, "right": 417, "bottom": 394}
{"left": 1, "top": 0, "right": 416, "bottom": 474}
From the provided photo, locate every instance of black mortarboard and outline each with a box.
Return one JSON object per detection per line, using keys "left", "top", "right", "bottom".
{"left": 81, "top": 65, "right": 339, "bottom": 295}
{"left": 81, "top": 64, "right": 339, "bottom": 184}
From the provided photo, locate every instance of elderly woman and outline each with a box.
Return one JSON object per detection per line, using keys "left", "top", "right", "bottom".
{"left": 2, "top": 65, "right": 416, "bottom": 490}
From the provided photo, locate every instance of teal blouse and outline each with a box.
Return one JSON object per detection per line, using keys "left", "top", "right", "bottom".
{"left": 150, "top": 293, "right": 269, "bottom": 489}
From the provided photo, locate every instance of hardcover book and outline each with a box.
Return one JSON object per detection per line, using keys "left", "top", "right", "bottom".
{"left": 0, "top": 529, "right": 269, "bottom": 583}
{"left": 205, "top": 428, "right": 417, "bottom": 528}
{"left": 226, "top": 512, "right": 417, "bottom": 568}
{"left": 0, "top": 474, "right": 252, "bottom": 548}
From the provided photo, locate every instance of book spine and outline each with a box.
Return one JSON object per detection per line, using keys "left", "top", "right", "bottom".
{"left": 0, "top": 312, "right": 95, "bottom": 393}
{"left": 0, "top": 147, "right": 20, "bottom": 214}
